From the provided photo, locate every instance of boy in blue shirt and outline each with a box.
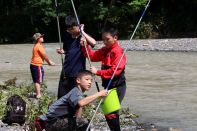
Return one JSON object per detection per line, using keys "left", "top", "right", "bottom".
{"left": 56, "top": 15, "right": 96, "bottom": 99}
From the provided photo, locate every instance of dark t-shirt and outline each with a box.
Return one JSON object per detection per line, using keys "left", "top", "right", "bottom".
{"left": 44, "top": 87, "right": 83, "bottom": 122}
{"left": 63, "top": 33, "right": 86, "bottom": 77}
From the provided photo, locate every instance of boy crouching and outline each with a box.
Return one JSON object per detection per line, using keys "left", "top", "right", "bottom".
{"left": 39, "top": 70, "right": 108, "bottom": 131}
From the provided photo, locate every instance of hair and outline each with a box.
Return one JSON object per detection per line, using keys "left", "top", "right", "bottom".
{"left": 65, "top": 15, "right": 78, "bottom": 29}
{"left": 101, "top": 26, "right": 118, "bottom": 37}
{"left": 76, "top": 70, "right": 93, "bottom": 79}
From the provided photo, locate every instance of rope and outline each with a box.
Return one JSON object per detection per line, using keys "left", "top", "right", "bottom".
{"left": 70, "top": 0, "right": 100, "bottom": 92}
{"left": 54, "top": 0, "right": 64, "bottom": 66}
{"left": 86, "top": 0, "right": 152, "bottom": 130}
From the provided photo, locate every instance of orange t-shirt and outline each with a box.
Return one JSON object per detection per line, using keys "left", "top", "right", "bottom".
{"left": 31, "top": 43, "right": 45, "bottom": 66}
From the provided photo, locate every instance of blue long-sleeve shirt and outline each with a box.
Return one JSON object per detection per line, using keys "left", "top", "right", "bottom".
{"left": 63, "top": 33, "right": 86, "bottom": 77}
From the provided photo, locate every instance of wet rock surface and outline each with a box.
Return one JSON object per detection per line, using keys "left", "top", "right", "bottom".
{"left": 0, "top": 121, "right": 28, "bottom": 131}
{"left": 0, "top": 101, "right": 180, "bottom": 131}
{"left": 0, "top": 120, "right": 181, "bottom": 131}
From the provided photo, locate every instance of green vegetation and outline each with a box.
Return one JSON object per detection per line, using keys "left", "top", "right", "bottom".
{"left": 0, "top": 0, "right": 197, "bottom": 43}
{"left": 0, "top": 78, "right": 138, "bottom": 130}
{"left": 0, "top": 78, "right": 56, "bottom": 130}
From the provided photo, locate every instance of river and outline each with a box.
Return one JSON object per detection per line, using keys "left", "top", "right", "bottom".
{"left": 0, "top": 44, "right": 197, "bottom": 131}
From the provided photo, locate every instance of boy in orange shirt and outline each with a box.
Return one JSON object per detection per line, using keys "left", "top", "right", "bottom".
{"left": 30, "top": 33, "right": 55, "bottom": 99}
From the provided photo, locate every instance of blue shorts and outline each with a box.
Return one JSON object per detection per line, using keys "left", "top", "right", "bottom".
{"left": 30, "top": 64, "right": 44, "bottom": 84}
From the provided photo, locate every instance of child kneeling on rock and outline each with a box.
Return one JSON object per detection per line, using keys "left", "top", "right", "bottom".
{"left": 38, "top": 70, "right": 108, "bottom": 131}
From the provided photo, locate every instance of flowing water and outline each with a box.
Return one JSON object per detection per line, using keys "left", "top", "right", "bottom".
{"left": 0, "top": 44, "right": 197, "bottom": 131}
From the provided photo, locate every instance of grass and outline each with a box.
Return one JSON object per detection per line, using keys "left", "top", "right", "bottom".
{"left": 0, "top": 78, "right": 139, "bottom": 130}
{"left": 0, "top": 78, "right": 56, "bottom": 130}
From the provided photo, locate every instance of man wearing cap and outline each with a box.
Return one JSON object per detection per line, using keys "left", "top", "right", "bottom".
{"left": 30, "top": 33, "right": 55, "bottom": 99}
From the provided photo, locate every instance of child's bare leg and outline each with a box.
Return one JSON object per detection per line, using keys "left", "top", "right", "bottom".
{"left": 35, "top": 83, "right": 41, "bottom": 98}
{"left": 75, "top": 107, "right": 83, "bottom": 118}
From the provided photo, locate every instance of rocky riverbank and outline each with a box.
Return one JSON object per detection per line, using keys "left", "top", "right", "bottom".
{"left": 96, "top": 38, "right": 197, "bottom": 52}
{"left": 0, "top": 78, "right": 181, "bottom": 131}
{"left": 0, "top": 120, "right": 181, "bottom": 131}
{"left": 0, "top": 114, "right": 181, "bottom": 131}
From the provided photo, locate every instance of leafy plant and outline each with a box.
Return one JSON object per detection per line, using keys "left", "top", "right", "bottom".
{"left": 0, "top": 78, "right": 138, "bottom": 130}
{"left": 134, "top": 22, "right": 154, "bottom": 39}
{"left": 0, "top": 78, "right": 56, "bottom": 130}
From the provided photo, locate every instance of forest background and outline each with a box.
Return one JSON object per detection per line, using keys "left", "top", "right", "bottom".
{"left": 0, "top": 0, "right": 197, "bottom": 43}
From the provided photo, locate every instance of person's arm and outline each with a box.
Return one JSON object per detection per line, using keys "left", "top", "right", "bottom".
{"left": 78, "top": 90, "right": 108, "bottom": 107}
{"left": 82, "top": 31, "right": 96, "bottom": 47}
{"left": 38, "top": 48, "right": 55, "bottom": 66}
{"left": 81, "top": 24, "right": 96, "bottom": 47}
{"left": 56, "top": 48, "right": 65, "bottom": 54}
{"left": 80, "top": 41, "right": 103, "bottom": 62}
{"left": 56, "top": 35, "right": 67, "bottom": 55}
{"left": 42, "top": 54, "right": 55, "bottom": 66}
{"left": 75, "top": 107, "right": 83, "bottom": 118}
